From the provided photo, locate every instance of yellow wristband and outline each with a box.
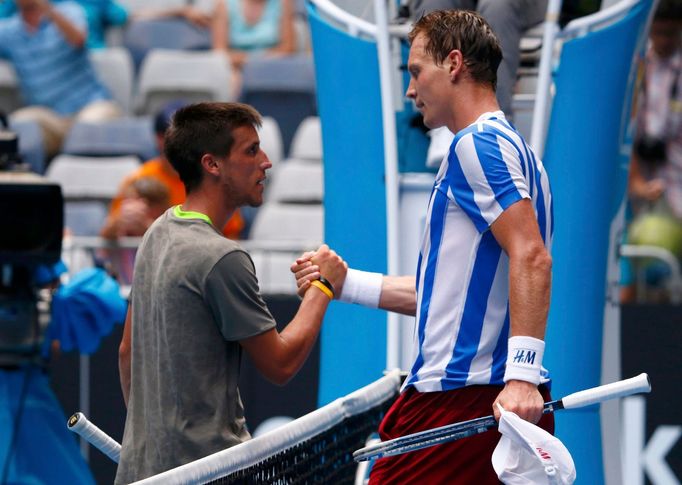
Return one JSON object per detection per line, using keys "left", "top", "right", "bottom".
{"left": 310, "top": 280, "right": 333, "bottom": 300}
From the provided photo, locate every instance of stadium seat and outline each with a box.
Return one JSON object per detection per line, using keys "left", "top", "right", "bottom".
{"left": 117, "top": 0, "right": 188, "bottom": 12}
{"left": 248, "top": 251, "right": 300, "bottom": 294}
{"left": 135, "top": 49, "right": 234, "bottom": 115}
{"left": 46, "top": 154, "right": 140, "bottom": 236}
{"left": 267, "top": 159, "right": 323, "bottom": 204}
{"left": 240, "top": 54, "right": 316, "bottom": 156}
{"left": 250, "top": 202, "right": 323, "bottom": 243}
{"left": 0, "top": 59, "right": 22, "bottom": 114}
{"left": 89, "top": 47, "right": 135, "bottom": 115}
{"left": 123, "top": 17, "right": 212, "bottom": 71}
{"left": 9, "top": 119, "right": 46, "bottom": 174}
{"left": 62, "top": 117, "right": 157, "bottom": 161}
{"left": 258, "top": 116, "right": 284, "bottom": 167}
{"left": 289, "top": 116, "right": 322, "bottom": 161}
{"left": 46, "top": 154, "right": 140, "bottom": 201}
{"left": 63, "top": 201, "right": 110, "bottom": 236}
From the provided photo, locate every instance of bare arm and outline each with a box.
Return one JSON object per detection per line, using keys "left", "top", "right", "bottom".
{"left": 292, "top": 254, "right": 416, "bottom": 316}
{"left": 44, "top": 2, "right": 87, "bottom": 47}
{"left": 239, "top": 285, "right": 330, "bottom": 385}
{"left": 240, "top": 245, "right": 346, "bottom": 385}
{"left": 378, "top": 275, "right": 416, "bottom": 316}
{"left": 269, "top": 0, "right": 296, "bottom": 55}
{"left": 211, "top": 0, "right": 228, "bottom": 51}
{"left": 490, "top": 198, "right": 552, "bottom": 423}
{"left": 119, "top": 306, "right": 132, "bottom": 407}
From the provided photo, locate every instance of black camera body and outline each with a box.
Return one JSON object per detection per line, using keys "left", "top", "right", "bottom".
{"left": 0, "top": 170, "right": 64, "bottom": 365}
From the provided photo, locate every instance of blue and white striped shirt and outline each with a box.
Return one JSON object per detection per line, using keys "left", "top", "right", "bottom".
{"left": 404, "top": 111, "right": 553, "bottom": 393}
{"left": 0, "top": 2, "right": 110, "bottom": 115}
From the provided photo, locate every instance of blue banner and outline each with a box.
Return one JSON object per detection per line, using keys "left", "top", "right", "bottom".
{"left": 308, "top": 5, "right": 389, "bottom": 406}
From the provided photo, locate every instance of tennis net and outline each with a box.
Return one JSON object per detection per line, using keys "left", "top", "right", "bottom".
{"left": 131, "top": 370, "right": 401, "bottom": 485}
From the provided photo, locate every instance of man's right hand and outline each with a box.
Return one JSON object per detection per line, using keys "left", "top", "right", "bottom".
{"left": 293, "top": 245, "right": 347, "bottom": 299}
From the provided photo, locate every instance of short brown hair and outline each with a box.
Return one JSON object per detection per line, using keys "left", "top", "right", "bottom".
{"left": 408, "top": 10, "right": 502, "bottom": 89}
{"left": 164, "top": 102, "right": 262, "bottom": 193}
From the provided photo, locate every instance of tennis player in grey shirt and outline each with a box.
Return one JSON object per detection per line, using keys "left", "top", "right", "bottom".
{"left": 115, "top": 102, "right": 347, "bottom": 484}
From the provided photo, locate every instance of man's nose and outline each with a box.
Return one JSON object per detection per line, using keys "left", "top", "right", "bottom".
{"left": 260, "top": 151, "right": 273, "bottom": 170}
{"left": 405, "top": 79, "right": 416, "bottom": 99}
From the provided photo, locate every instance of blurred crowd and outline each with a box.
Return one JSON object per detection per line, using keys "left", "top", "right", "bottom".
{"left": 622, "top": 0, "right": 682, "bottom": 303}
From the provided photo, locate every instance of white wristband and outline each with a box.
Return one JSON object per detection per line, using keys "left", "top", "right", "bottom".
{"left": 339, "top": 268, "right": 383, "bottom": 308}
{"left": 503, "top": 336, "right": 545, "bottom": 385}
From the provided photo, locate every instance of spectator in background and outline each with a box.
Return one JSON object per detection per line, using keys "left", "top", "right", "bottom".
{"left": 629, "top": 0, "right": 682, "bottom": 219}
{"left": 105, "top": 176, "right": 170, "bottom": 283}
{"left": 0, "top": 0, "right": 121, "bottom": 156}
{"left": 0, "top": 0, "right": 212, "bottom": 49}
{"left": 622, "top": 0, "right": 682, "bottom": 303}
{"left": 101, "top": 101, "right": 244, "bottom": 242}
{"left": 211, "top": 0, "right": 296, "bottom": 72}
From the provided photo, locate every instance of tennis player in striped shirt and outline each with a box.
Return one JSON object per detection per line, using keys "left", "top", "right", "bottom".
{"left": 294, "top": 9, "right": 554, "bottom": 483}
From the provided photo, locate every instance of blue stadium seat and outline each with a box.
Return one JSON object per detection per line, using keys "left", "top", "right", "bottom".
{"left": 135, "top": 49, "right": 234, "bottom": 115}
{"left": 240, "top": 54, "right": 317, "bottom": 156}
{"left": 122, "top": 18, "right": 211, "bottom": 71}
{"left": 9, "top": 119, "right": 46, "bottom": 174}
{"left": 89, "top": 47, "right": 135, "bottom": 115}
{"left": 0, "top": 59, "right": 22, "bottom": 114}
{"left": 62, "top": 117, "right": 157, "bottom": 161}
{"left": 46, "top": 154, "right": 141, "bottom": 236}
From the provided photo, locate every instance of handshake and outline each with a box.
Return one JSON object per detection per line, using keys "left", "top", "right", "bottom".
{"left": 290, "top": 245, "right": 347, "bottom": 299}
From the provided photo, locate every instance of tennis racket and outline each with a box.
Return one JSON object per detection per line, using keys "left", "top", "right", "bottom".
{"left": 353, "top": 373, "right": 651, "bottom": 462}
{"left": 68, "top": 412, "right": 121, "bottom": 463}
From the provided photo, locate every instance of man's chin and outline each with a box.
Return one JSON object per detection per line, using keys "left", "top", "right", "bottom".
{"left": 423, "top": 117, "right": 445, "bottom": 130}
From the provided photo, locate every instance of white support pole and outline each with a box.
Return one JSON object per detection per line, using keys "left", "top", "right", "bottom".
{"left": 530, "top": 0, "right": 563, "bottom": 156}
{"left": 373, "top": 0, "right": 401, "bottom": 371}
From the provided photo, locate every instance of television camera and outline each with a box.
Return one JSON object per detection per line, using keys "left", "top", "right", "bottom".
{"left": 0, "top": 113, "right": 63, "bottom": 366}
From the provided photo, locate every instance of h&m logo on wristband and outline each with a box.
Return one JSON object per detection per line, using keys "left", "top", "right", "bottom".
{"left": 512, "top": 349, "right": 537, "bottom": 365}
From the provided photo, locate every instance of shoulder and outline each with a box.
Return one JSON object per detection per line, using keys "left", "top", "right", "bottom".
{"left": 452, "top": 120, "right": 524, "bottom": 166}
{"left": 212, "top": 247, "right": 254, "bottom": 275}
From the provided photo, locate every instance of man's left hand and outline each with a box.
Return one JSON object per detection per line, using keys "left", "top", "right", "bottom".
{"left": 493, "top": 380, "right": 544, "bottom": 423}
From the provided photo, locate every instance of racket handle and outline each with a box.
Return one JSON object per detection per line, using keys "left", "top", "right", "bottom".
{"left": 68, "top": 412, "right": 121, "bottom": 463}
{"left": 561, "top": 373, "right": 651, "bottom": 410}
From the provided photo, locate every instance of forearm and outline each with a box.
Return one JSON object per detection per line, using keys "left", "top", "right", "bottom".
{"left": 269, "top": 0, "right": 295, "bottom": 54}
{"left": 273, "top": 288, "right": 330, "bottom": 383}
{"left": 133, "top": 7, "right": 185, "bottom": 20}
{"left": 508, "top": 247, "right": 551, "bottom": 339}
{"left": 46, "top": 7, "right": 86, "bottom": 47}
{"left": 494, "top": 250, "right": 550, "bottom": 422}
{"left": 211, "top": 6, "right": 227, "bottom": 50}
{"left": 378, "top": 275, "right": 417, "bottom": 316}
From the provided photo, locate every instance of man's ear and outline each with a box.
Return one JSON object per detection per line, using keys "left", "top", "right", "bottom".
{"left": 200, "top": 154, "right": 221, "bottom": 177}
{"left": 447, "top": 49, "right": 464, "bottom": 82}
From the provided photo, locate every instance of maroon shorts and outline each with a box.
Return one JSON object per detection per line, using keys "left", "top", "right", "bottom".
{"left": 368, "top": 384, "right": 554, "bottom": 485}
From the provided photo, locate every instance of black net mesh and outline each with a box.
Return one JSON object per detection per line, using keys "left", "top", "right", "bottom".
{"left": 207, "top": 398, "right": 392, "bottom": 485}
